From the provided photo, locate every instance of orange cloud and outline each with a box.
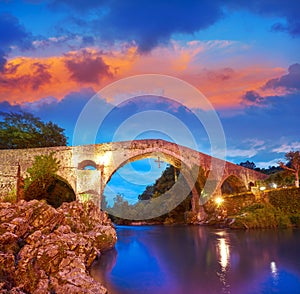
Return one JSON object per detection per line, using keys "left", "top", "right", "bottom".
{"left": 0, "top": 49, "right": 117, "bottom": 104}
{"left": 0, "top": 43, "right": 287, "bottom": 111}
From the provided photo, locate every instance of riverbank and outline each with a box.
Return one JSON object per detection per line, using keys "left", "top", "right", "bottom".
{"left": 204, "top": 187, "right": 300, "bottom": 229}
{"left": 0, "top": 199, "right": 117, "bottom": 293}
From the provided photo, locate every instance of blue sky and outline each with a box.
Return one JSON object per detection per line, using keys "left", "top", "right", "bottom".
{"left": 0, "top": 0, "right": 299, "bottom": 203}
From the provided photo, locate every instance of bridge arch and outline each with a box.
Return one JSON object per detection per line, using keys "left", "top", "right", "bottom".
{"left": 220, "top": 174, "right": 248, "bottom": 195}
{"left": 78, "top": 159, "right": 98, "bottom": 170}
{"left": 104, "top": 151, "right": 187, "bottom": 186}
{"left": 24, "top": 174, "right": 76, "bottom": 208}
{"left": 102, "top": 149, "right": 203, "bottom": 219}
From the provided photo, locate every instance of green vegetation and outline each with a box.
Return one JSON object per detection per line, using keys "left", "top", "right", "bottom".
{"left": 268, "top": 187, "right": 300, "bottom": 213}
{"left": 1, "top": 188, "right": 17, "bottom": 203}
{"left": 220, "top": 187, "right": 300, "bottom": 229}
{"left": 24, "top": 153, "right": 75, "bottom": 208}
{"left": 0, "top": 111, "right": 67, "bottom": 149}
{"left": 229, "top": 202, "right": 292, "bottom": 229}
{"left": 278, "top": 151, "right": 300, "bottom": 187}
{"left": 105, "top": 165, "right": 193, "bottom": 224}
{"left": 25, "top": 152, "right": 60, "bottom": 189}
{"left": 138, "top": 165, "right": 180, "bottom": 200}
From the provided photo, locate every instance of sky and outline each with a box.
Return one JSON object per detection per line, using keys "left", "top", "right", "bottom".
{"left": 0, "top": 0, "right": 300, "bottom": 202}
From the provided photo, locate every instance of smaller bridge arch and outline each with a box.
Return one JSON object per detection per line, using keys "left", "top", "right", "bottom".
{"left": 220, "top": 174, "right": 248, "bottom": 195}
{"left": 78, "top": 159, "right": 99, "bottom": 170}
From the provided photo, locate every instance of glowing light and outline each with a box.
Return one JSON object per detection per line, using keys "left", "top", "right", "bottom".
{"left": 98, "top": 151, "right": 112, "bottom": 166}
{"left": 260, "top": 186, "right": 266, "bottom": 191}
{"left": 215, "top": 196, "right": 224, "bottom": 206}
{"left": 272, "top": 183, "right": 277, "bottom": 189}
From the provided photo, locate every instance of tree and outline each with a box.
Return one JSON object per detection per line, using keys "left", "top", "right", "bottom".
{"left": 240, "top": 160, "right": 256, "bottom": 170}
{"left": 0, "top": 111, "right": 67, "bottom": 149}
{"left": 279, "top": 151, "right": 300, "bottom": 188}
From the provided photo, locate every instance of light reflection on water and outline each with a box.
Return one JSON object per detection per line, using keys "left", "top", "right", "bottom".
{"left": 91, "top": 226, "right": 300, "bottom": 294}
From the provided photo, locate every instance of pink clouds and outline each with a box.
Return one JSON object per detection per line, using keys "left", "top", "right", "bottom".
{"left": 0, "top": 43, "right": 290, "bottom": 112}
{"left": 64, "top": 50, "right": 113, "bottom": 83}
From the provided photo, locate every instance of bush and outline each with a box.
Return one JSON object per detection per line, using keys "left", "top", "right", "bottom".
{"left": 289, "top": 213, "right": 300, "bottom": 227}
{"left": 267, "top": 187, "right": 300, "bottom": 213}
{"left": 230, "top": 203, "right": 292, "bottom": 229}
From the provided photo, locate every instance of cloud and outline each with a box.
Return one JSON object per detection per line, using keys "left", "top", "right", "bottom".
{"left": 0, "top": 61, "right": 51, "bottom": 92}
{"left": 272, "top": 142, "right": 300, "bottom": 153}
{"left": 225, "top": 138, "right": 266, "bottom": 160}
{"left": 226, "top": 148, "right": 258, "bottom": 159}
{"left": 255, "top": 158, "right": 283, "bottom": 169}
{"left": 226, "top": 0, "right": 300, "bottom": 37}
{"left": 0, "top": 13, "right": 31, "bottom": 71}
{"left": 48, "top": 0, "right": 300, "bottom": 53}
{"left": 0, "top": 49, "right": 118, "bottom": 103}
{"left": 242, "top": 90, "right": 264, "bottom": 103}
{"left": 202, "top": 67, "right": 235, "bottom": 82}
{"left": 241, "top": 63, "right": 300, "bottom": 107}
{"left": 64, "top": 50, "right": 113, "bottom": 83}
{"left": 263, "top": 63, "right": 300, "bottom": 91}
{"left": 50, "top": 0, "right": 224, "bottom": 52}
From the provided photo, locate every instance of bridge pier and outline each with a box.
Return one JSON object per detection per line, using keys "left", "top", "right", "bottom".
{"left": 190, "top": 187, "right": 208, "bottom": 223}
{"left": 76, "top": 169, "right": 102, "bottom": 207}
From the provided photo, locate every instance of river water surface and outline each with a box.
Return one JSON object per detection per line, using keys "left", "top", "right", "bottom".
{"left": 91, "top": 226, "right": 300, "bottom": 294}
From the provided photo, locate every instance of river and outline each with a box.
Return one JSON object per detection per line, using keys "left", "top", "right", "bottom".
{"left": 91, "top": 226, "right": 300, "bottom": 294}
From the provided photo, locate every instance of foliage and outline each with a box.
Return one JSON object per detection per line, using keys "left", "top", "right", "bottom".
{"left": 230, "top": 203, "right": 292, "bottom": 229}
{"left": 1, "top": 189, "right": 17, "bottom": 204}
{"left": 25, "top": 152, "right": 60, "bottom": 188}
{"left": 254, "top": 165, "right": 282, "bottom": 174}
{"left": 279, "top": 151, "right": 300, "bottom": 187}
{"left": 105, "top": 164, "right": 209, "bottom": 224}
{"left": 267, "top": 187, "right": 300, "bottom": 214}
{"left": 107, "top": 193, "right": 192, "bottom": 225}
{"left": 226, "top": 188, "right": 300, "bottom": 229}
{"left": 240, "top": 160, "right": 256, "bottom": 170}
{"left": 138, "top": 165, "right": 179, "bottom": 200}
{"left": 265, "top": 170, "right": 294, "bottom": 187}
{"left": 24, "top": 174, "right": 76, "bottom": 208}
{"left": 0, "top": 111, "right": 67, "bottom": 149}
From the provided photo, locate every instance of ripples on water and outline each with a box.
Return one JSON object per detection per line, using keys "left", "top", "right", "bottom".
{"left": 91, "top": 226, "right": 300, "bottom": 294}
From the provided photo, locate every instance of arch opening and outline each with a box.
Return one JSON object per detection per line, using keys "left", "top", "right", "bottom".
{"left": 78, "top": 160, "right": 98, "bottom": 170}
{"left": 25, "top": 174, "right": 76, "bottom": 208}
{"left": 102, "top": 152, "right": 201, "bottom": 223}
{"left": 221, "top": 175, "right": 247, "bottom": 195}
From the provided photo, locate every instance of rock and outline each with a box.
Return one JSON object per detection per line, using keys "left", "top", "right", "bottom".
{"left": 0, "top": 252, "right": 16, "bottom": 291}
{"left": 0, "top": 199, "right": 116, "bottom": 294}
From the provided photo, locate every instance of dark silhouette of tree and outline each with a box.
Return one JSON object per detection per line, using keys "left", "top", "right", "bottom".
{"left": 239, "top": 160, "right": 256, "bottom": 170}
{"left": 279, "top": 151, "right": 300, "bottom": 188}
{"left": 0, "top": 111, "right": 67, "bottom": 149}
{"left": 138, "top": 165, "right": 179, "bottom": 200}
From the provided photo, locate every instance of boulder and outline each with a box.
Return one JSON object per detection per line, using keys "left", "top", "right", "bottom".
{"left": 0, "top": 199, "right": 116, "bottom": 293}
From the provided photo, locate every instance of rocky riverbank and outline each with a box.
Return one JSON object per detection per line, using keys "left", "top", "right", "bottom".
{"left": 0, "top": 199, "right": 117, "bottom": 293}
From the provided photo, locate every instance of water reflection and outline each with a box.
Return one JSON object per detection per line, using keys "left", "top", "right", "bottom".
{"left": 216, "top": 232, "right": 231, "bottom": 293}
{"left": 91, "top": 226, "right": 300, "bottom": 294}
{"left": 217, "top": 232, "right": 230, "bottom": 269}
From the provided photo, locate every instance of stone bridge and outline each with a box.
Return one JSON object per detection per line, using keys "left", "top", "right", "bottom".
{"left": 0, "top": 139, "right": 267, "bottom": 216}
